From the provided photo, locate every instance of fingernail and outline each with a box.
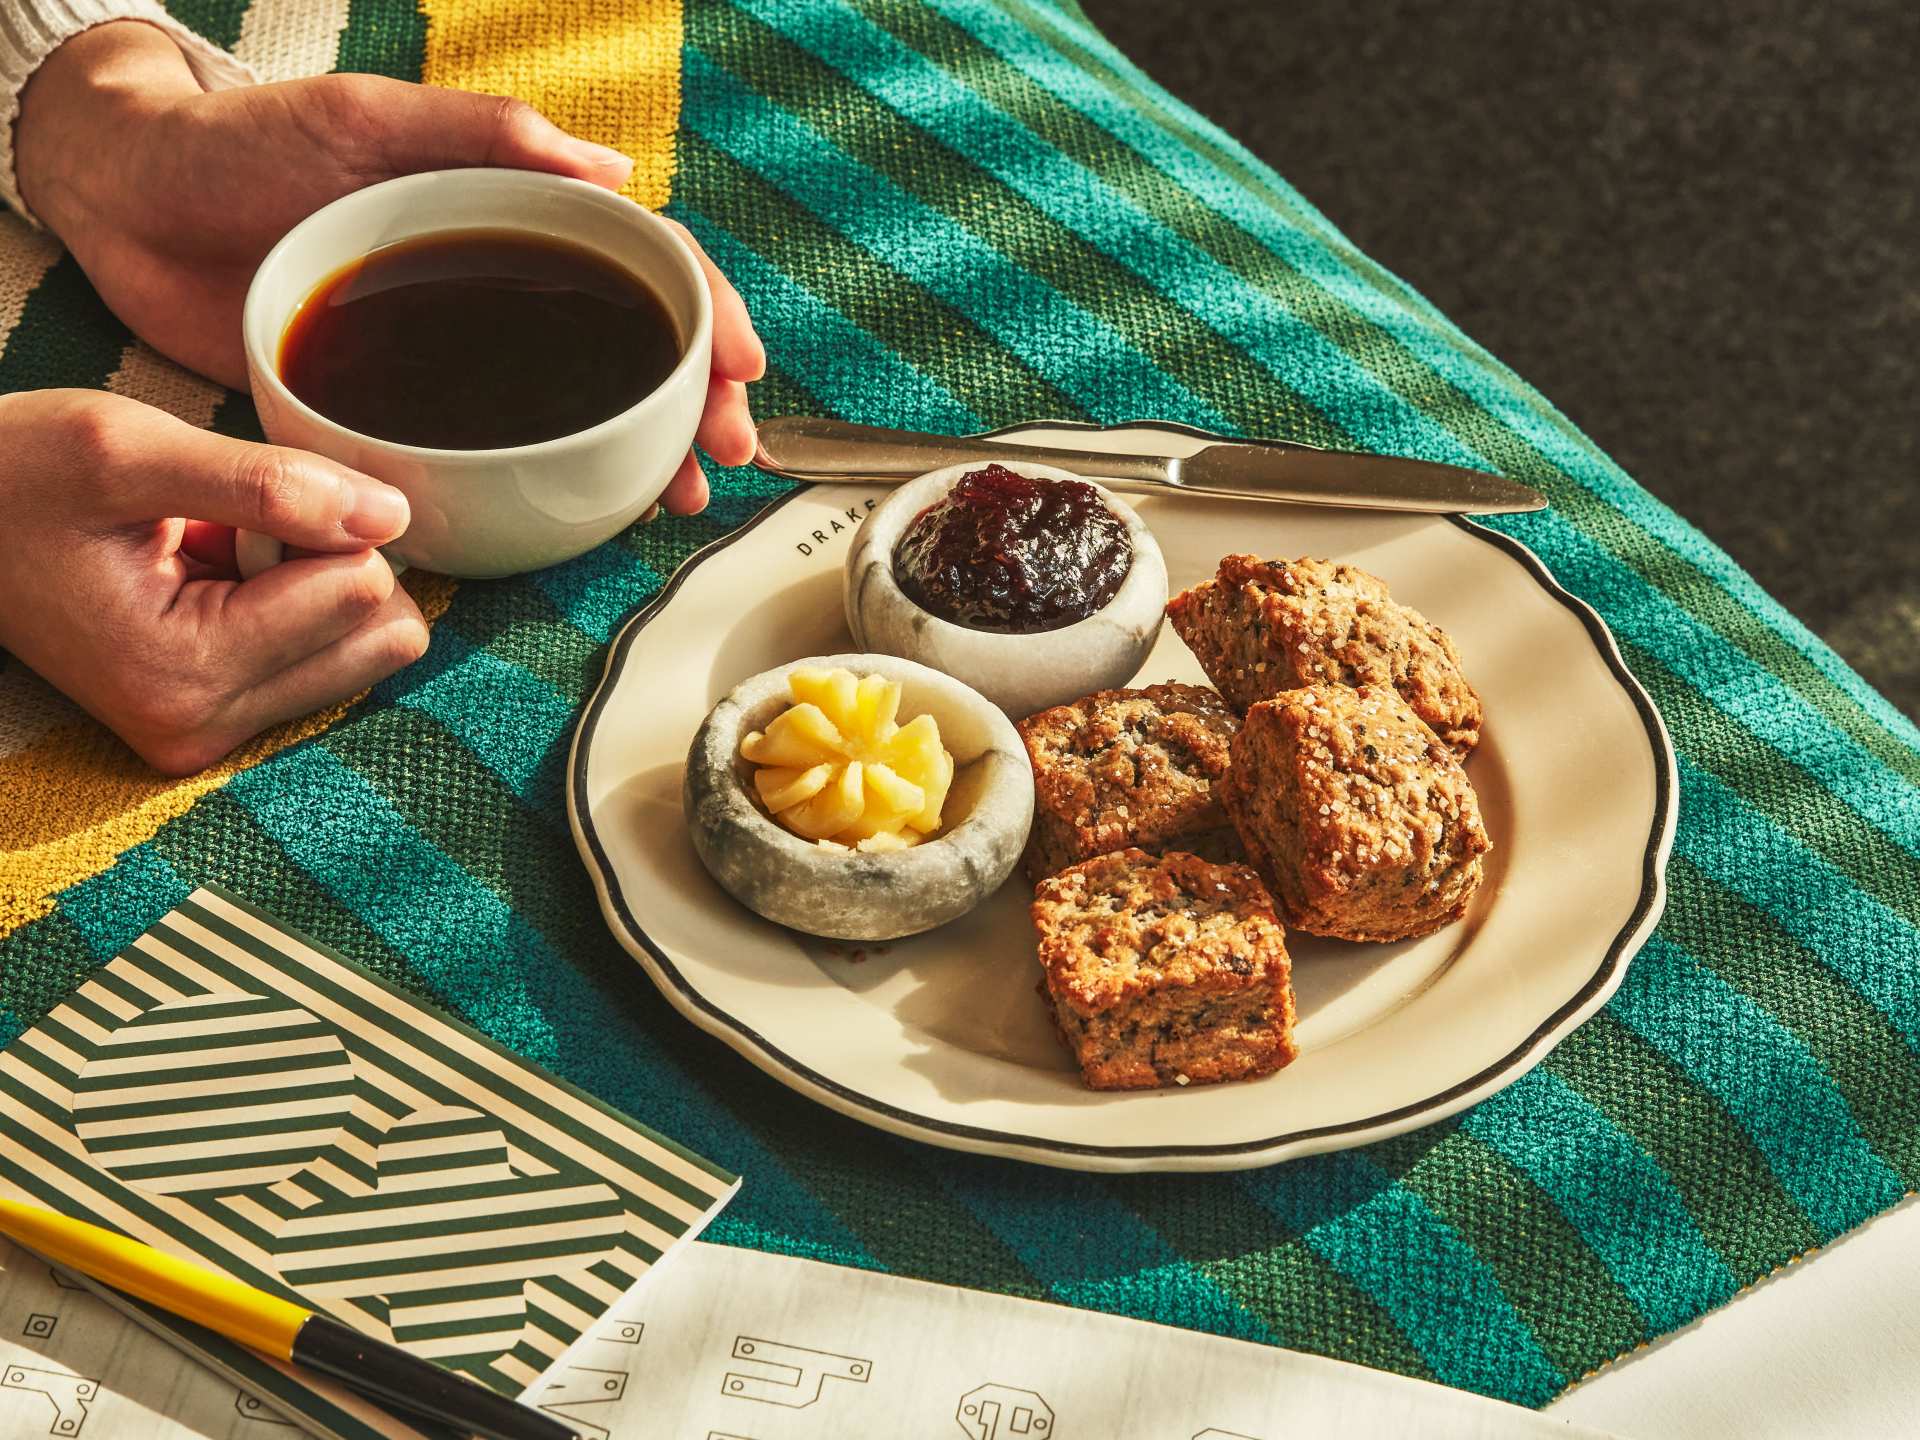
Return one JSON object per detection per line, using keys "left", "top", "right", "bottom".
{"left": 567, "top": 137, "right": 633, "bottom": 180}
{"left": 346, "top": 480, "right": 409, "bottom": 541}
{"left": 640, "top": 503, "right": 662, "bottom": 524}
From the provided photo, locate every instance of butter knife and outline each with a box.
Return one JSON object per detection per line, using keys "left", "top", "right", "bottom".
{"left": 752, "top": 417, "right": 1546, "bottom": 515}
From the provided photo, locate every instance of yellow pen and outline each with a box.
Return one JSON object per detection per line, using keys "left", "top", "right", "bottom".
{"left": 0, "top": 1196, "right": 577, "bottom": 1440}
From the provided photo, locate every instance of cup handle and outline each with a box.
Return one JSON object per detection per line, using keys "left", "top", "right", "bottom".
{"left": 233, "top": 529, "right": 409, "bottom": 579}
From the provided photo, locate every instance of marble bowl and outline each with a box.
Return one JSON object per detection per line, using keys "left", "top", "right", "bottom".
{"left": 843, "top": 462, "right": 1168, "bottom": 719}
{"left": 683, "top": 653, "right": 1034, "bottom": 941}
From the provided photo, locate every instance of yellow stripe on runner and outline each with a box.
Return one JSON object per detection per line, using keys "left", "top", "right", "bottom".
{"left": 420, "top": 0, "right": 684, "bottom": 210}
{"left": 0, "top": 219, "right": 62, "bottom": 359}
{"left": 105, "top": 343, "right": 226, "bottom": 424}
{"left": 0, "top": 574, "right": 455, "bottom": 940}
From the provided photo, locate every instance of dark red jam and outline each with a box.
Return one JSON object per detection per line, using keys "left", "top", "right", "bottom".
{"left": 892, "top": 464, "right": 1133, "bottom": 633}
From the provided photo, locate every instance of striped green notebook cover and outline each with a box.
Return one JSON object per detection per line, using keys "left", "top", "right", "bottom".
{"left": 0, "top": 886, "right": 739, "bottom": 1440}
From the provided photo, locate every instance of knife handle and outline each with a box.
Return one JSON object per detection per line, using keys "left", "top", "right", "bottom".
{"left": 753, "top": 416, "right": 1172, "bottom": 487}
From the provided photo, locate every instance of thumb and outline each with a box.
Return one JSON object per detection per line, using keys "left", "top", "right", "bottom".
{"left": 114, "top": 409, "right": 410, "bottom": 551}
{"left": 362, "top": 79, "right": 633, "bottom": 191}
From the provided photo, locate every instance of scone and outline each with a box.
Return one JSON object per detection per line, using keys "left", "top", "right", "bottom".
{"left": 1016, "top": 683, "right": 1242, "bottom": 884}
{"left": 1166, "top": 554, "right": 1481, "bottom": 753}
{"left": 1030, "top": 847, "right": 1298, "bottom": 1090}
{"left": 1219, "top": 683, "right": 1490, "bottom": 942}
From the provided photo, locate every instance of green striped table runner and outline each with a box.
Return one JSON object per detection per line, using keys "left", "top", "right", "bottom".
{"left": 1, "top": 0, "right": 1916, "bottom": 1410}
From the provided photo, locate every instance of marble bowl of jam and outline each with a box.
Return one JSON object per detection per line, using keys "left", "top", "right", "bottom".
{"left": 844, "top": 461, "right": 1168, "bottom": 719}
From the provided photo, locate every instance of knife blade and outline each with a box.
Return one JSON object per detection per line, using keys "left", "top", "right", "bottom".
{"left": 751, "top": 417, "right": 1547, "bottom": 515}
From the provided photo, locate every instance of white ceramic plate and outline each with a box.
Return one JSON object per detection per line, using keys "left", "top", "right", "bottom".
{"left": 569, "top": 422, "right": 1677, "bottom": 1171}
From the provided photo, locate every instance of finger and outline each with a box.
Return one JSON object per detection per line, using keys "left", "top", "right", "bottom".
{"left": 205, "top": 548, "right": 398, "bottom": 680}
{"left": 659, "top": 451, "right": 709, "bottom": 517}
{"left": 359, "top": 79, "right": 633, "bottom": 191}
{"left": 227, "top": 584, "right": 430, "bottom": 741}
{"left": 104, "top": 411, "right": 410, "bottom": 551}
{"left": 662, "top": 217, "right": 764, "bottom": 382}
{"left": 694, "top": 380, "right": 756, "bottom": 468}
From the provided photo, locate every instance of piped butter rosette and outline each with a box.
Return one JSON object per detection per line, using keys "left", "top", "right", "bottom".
{"left": 684, "top": 653, "right": 1033, "bottom": 941}
{"left": 741, "top": 668, "right": 956, "bottom": 852}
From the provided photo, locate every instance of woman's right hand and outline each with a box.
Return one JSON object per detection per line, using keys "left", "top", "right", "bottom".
{"left": 0, "top": 388, "right": 428, "bottom": 775}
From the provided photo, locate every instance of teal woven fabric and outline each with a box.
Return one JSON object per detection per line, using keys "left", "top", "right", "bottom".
{"left": 4, "top": 0, "right": 1919, "bottom": 1409}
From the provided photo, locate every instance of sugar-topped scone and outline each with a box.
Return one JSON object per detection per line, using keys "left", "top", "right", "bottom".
{"left": 1030, "top": 847, "right": 1297, "bottom": 1090}
{"left": 1016, "top": 683, "right": 1242, "bottom": 884}
{"left": 1167, "top": 554, "right": 1481, "bottom": 753}
{"left": 1219, "top": 683, "right": 1490, "bottom": 942}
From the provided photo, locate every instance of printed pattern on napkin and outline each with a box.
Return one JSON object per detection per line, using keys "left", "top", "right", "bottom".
{"left": 0, "top": 886, "right": 738, "bottom": 1401}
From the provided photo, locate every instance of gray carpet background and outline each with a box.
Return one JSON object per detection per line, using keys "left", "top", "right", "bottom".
{"left": 1086, "top": 0, "right": 1919, "bottom": 718}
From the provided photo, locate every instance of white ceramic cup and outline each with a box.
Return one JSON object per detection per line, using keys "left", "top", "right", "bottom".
{"left": 242, "top": 168, "right": 713, "bottom": 579}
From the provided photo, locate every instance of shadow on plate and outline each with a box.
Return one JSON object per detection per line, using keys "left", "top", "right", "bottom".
{"left": 707, "top": 568, "right": 853, "bottom": 704}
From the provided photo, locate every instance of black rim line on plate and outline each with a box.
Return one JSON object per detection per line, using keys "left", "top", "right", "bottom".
{"left": 569, "top": 419, "right": 1676, "bottom": 1160}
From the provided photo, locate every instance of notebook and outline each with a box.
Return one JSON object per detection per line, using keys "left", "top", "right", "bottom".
{"left": 0, "top": 885, "right": 739, "bottom": 1440}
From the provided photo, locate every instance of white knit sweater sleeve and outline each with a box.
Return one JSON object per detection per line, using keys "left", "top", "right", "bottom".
{"left": 0, "top": 0, "right": 255, "bottom": 222}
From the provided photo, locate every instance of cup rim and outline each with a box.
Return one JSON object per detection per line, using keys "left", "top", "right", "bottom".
{"left": 242, "top": 167, "right": 714, "bottom": 463}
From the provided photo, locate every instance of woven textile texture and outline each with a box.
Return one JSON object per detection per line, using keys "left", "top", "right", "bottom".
{"left": 4, "top": 0, "right": 1920, "bottom": 1409}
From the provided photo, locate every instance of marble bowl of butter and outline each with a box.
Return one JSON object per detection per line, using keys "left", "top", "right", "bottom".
{"left": 844, "top": 461, "right": 1168, "bottom": 720}
{"left": 684, "top": 655, "right": 1033, "bottom": 941}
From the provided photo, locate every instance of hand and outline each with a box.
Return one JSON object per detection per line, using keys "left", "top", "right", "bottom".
{"left": 0, "top": 388, "right": 428, "bottom": 775}
{"left": 13, "top": 21, "right": 764, "bottom": 516}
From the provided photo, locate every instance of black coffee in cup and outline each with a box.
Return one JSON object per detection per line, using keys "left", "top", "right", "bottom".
{"left": 278, "top": 228, "right": 681, "bottom": 450}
